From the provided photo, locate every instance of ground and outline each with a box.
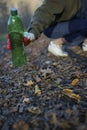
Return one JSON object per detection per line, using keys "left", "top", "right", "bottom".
{"left": 0, "top": 34, "right": 87, "bottom": 130}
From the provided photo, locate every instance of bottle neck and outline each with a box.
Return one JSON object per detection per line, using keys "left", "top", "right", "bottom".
{"left": 10, "top": 8, "right": 18, "bottom": 16}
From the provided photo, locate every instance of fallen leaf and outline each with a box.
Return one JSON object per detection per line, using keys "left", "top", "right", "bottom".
{"left": 34, "top": 75, "right": 41, "bottom": 82}
{"left": 62, "top": 88, "right": 80, "bottom": 101}
{"left": 34, "top": 85, "right": 41, "bottom": 95}
{"left": 39, "top": 68, "right": 53, "bottom": 79}
{"left": 13, "top": 120, "right": 29, "bottom": 130}
{"left": 27, "top": 106, "right": 41, "bottom": 114}
{"left": 71, "top": 78, "right": 79, "bottom": 87}
{"left": 63, "top": 88, "right": 73, "bottom": 93}
{"left": 9, "top": 107, "right": 18, "bottom": 113}
{"left": 40, "top": 68, "right": 53, "bottom": 74}
{"left": 23, "top": 80, "right": 34, "bottom": 86}
{"left": 23, "top": 98, "right": 30, "bottom": 104}
{"left": 70, "top": 93, "right": 81, "bottom": 101}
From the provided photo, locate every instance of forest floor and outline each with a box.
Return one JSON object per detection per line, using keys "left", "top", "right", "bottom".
{"left": 0, "top": 34, "right": 87, "bottom": 130}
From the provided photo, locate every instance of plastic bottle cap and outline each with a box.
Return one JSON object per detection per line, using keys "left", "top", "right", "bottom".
{"left": 10, "top": 8, "right": 18, "bottom": 16}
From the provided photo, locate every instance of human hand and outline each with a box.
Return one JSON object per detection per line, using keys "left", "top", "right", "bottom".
{"left": 23, "top": 32, "right": 35, "bottom": 46}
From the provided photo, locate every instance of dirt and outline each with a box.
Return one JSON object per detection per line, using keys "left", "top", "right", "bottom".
{"left": 0, "top": 34, "right": 87, "bottom": 130}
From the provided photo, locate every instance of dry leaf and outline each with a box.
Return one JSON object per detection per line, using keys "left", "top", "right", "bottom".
{"left": 34, "top": 75, "right": 41, "bottom": 82}
{"left": 13, "top": 120, "right": 29, "bottom": 130}
{"left": 71, "top": 79, "right": 79, "bottom": 87}
{"left": 40, "top": 68, "right": 53, "bottom": 74}
{"left": 23, "top": 98, "right": 30, "bottom": 103}
{"left": 70, "top": 93, "right": 81, "bottom": 101}
{"left": 34, "top": 85, "right": 41, "bottom": 95}
{"left": 10, "top": 107, "right": 18, "bottom": 113}
{"left": 27, "top": 106, "right": 41, "bottom": 114}
{"left": 23, "top": 80, "right": 34, "bottom": 86}
{"left": 40, "top": 68, "right": 53, "bottom": 79}
{"left": 63, "top": 88, "right": 73, "bottom": 93}
{"left": 62, "top": 88, "right": 80, "bottom": 101}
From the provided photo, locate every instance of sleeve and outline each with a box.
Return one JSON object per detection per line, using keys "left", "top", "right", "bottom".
{"left": 28, "top": 0, "right": 65, "bottom": 38}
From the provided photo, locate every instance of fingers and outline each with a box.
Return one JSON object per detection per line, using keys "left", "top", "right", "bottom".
{"left": 24, "top": 32, "right": 35, "bottom": 41}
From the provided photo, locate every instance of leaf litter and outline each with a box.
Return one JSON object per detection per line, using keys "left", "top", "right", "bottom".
{"left": 0, "top": 35, "right": 87, "bottom": 130}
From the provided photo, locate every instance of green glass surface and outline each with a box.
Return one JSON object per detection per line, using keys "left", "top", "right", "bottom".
{"left": 8, "top": 8, "right": 26, "bottom": 66}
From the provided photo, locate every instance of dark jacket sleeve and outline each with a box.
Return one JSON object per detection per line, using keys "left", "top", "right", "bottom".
{"left": 28, "top": 0, "right": 65, "bottom": 38}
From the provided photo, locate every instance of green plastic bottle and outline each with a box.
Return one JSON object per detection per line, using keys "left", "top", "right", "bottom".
{"left": 7, "top": 8, "right": 26, "bottom": 66}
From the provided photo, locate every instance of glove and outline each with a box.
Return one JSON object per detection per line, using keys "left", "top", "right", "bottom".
{"left": 6, "top": 34, "right": 12, "bottom": 50}
{"left": 23, "top": 32, "right": 35, "bottom": 46}
{"left": 24, "top": 32, "right": 35, "bottom": 40}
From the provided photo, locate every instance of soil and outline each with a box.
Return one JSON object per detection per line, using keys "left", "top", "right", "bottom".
{"left": 0, "top": 34, "right": 87, "bottom": 130}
